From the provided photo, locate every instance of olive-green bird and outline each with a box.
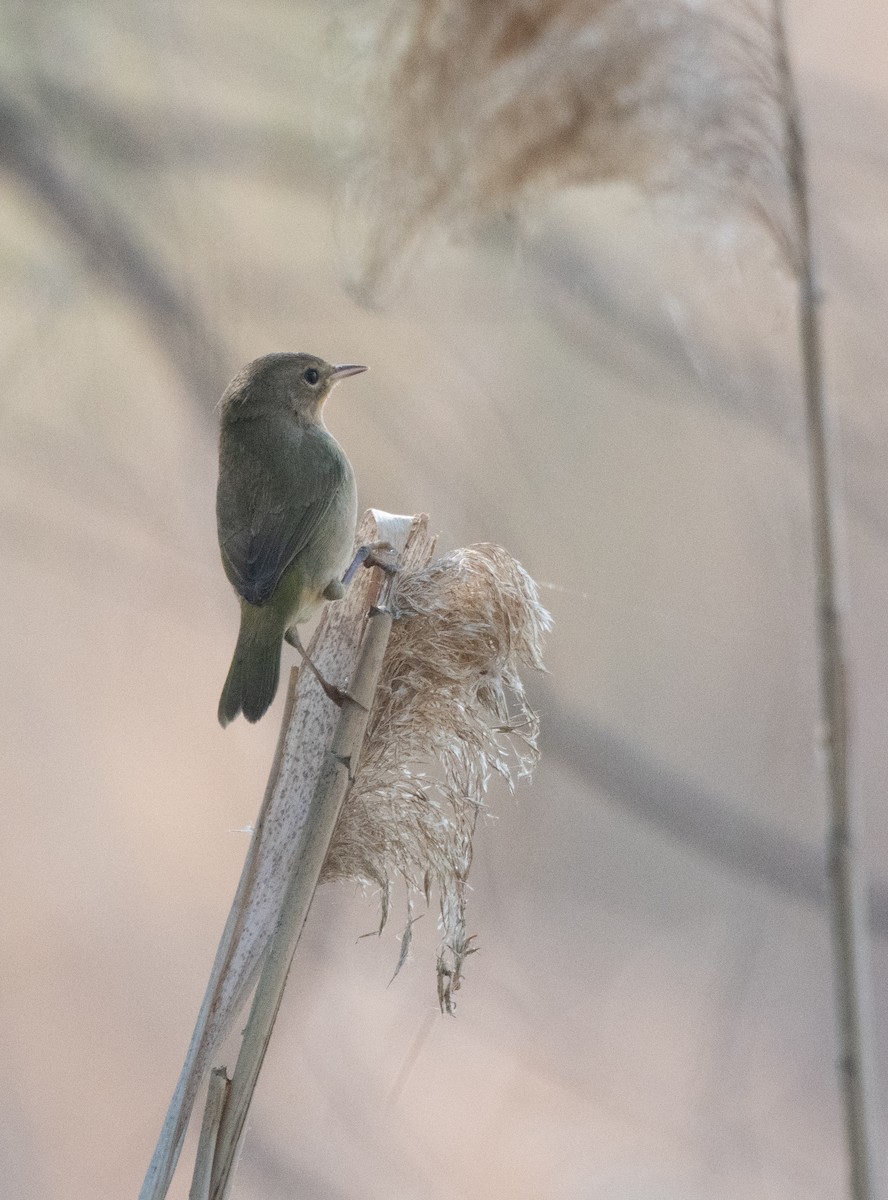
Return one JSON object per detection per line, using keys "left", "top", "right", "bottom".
{"left": 216, "top": 352, "right": 364, "bottom": 726}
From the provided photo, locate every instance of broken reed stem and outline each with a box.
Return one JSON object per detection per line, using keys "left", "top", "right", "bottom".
{"left": 205, "top": 583, "right": 400, "bottom": 1200}
{"left": 772, "top": 5, "right": 881, "bottom": 1198}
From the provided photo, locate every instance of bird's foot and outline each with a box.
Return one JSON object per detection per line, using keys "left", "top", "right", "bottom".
{"left": 284, "top": 627, "right": 355, "bottom": 707}
{"left": 342, "top": 541, "right": 402, "bottom": 586}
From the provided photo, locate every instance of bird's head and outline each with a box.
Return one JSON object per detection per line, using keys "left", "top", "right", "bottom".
{"left": 220, "top": 352, "right": 367, "bottom": 425}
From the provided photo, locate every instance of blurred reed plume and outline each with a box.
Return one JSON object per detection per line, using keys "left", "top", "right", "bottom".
{"left": 343, "top": 0, "right": 794, "bottom": 298}
{"left": 323, "top": 544, "right": 551, "bottom": 1010}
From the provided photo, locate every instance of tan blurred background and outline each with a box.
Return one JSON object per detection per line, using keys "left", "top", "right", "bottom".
{"left": 1, "top": 1, "right": 887, "bottom": 1197}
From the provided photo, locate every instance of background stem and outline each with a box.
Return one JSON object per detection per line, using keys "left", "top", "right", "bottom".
{"left": 772, "top": 5, "right": 882, "bottom": 1197}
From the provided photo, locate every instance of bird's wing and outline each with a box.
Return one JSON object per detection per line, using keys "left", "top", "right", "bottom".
{"left": 217, "top": 427, "right": 348, "bottom": 607}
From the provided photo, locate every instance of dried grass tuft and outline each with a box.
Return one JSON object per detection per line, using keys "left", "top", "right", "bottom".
{"left": 342, "top": 0, "right": 794, "bottom": 298}
{"left": 322, "top": 544, "right": 551, "bottom": 1010}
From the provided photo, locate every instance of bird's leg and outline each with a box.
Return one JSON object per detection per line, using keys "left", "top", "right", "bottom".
{"left": 284, "top": 627, "right": 347, "bottom": 707}
{"left": 341, "top": 541, "right": 402, "bottom": 587}
{"left": 299, "top": 544, "right": 402, "bottom": 707}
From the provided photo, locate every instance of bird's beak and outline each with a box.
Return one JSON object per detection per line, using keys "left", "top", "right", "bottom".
{"left": 330, "top": 363, "right": 368, "bottom": 381}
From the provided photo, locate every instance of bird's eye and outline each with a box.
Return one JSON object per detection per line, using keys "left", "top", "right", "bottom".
{"left": 303, "top": 368, "right": 320, "bottom": 385}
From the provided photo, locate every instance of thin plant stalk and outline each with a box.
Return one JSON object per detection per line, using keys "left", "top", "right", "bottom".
{"left": 772, "top": 5, "right": 881, "bottom": 1197}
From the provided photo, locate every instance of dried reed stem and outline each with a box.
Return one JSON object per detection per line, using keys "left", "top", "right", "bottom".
{"left": 772, "top": 6, "right": 881, "bottom": 1198}
{"left": 197, "top": 532, "right": 549, "bottom": 1194}
{"left": 141, "top": 512, "right": 434, "bottom": 1200}
{"left": 207, "top": 572, "right": 405, "bottom": 1200}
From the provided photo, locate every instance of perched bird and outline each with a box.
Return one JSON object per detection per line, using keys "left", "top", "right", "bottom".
{"left": 216, "top": 352, "right": 364, "bottom": 726}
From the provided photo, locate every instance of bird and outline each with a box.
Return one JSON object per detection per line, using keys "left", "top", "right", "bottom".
{"left": 216, "top": 352, "right": 364, "bottom": 726}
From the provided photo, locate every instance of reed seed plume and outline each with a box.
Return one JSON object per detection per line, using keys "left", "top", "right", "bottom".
{"left": 343, "top": 0, "right": 794, "bottom": 298}
{"left": 321, "top": 544, "right": 551, "bottom": 1010}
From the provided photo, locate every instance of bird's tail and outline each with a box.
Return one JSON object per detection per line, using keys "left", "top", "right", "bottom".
{"left": 218, "top": 604, "right": 282, "bottom": 726}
